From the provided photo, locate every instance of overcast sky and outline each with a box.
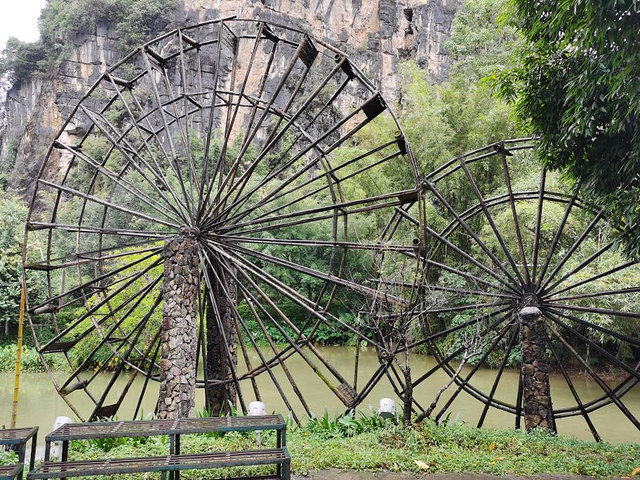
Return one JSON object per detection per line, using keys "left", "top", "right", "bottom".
{"left": 0, "top": 0, "right": 46, "bottom": 51}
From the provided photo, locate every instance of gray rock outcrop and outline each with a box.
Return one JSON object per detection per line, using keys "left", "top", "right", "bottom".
{"left": 0, "top": 0, "right": 460, "bottom": 194}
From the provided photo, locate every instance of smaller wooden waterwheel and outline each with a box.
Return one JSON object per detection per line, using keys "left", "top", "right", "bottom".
{"left": 23, "top": 18, "right": 422, "bottom": 423}
{"left": 377, "top": 139, "right": 639, "bottom": 440}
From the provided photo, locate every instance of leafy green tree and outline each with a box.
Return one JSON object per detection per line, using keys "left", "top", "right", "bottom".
{"left": 1, "top": 0, "right": 177, "bottom": 85}
{"left": 500, "top": 0, "right": 640, "bottom": 254}
{"left": 0, "top": 196, "right": 29, "bottom": 338}
{"left": 0, "top": 38, "right": 46, "bottom": 84}
{"left": 444, "top": 0, "right": 521, "bottom": 82}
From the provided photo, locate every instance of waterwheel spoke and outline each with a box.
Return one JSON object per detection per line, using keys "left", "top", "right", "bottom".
{"left": 535, "top": 187, "right": 580, "bottom": 289}
{"left": 196, "top": 23, "right": 227, "bottom": 219}
{"left": 203, "top": 36, "right": 328, "bottom": 222}
{"left": 230, "top": 284, "right": 304, "bottom": 423}
{"left": 27, "top": 245, "right": 163, "bottom": 314}
{"left": 25, "top": 241, "right": 161, "bottom": 273}
{"left": 220, "top": 251, "right": 358, "bottom": 407}
{"left": 87, "top": 292, "right": 164, "bottom": 421}
{"left": 545, "top": 306, "right": 640, "bottom": 348}
{"left": 499, "top": 145, "right": 531, "bottom": 284}
{"left": 401, "top": 200, "right": 510, "bottom": 289}
{"left": 543, "top": 318, "right": 640, "bottom": 430}
{"left": 542, "top": 328, "right": 601, "bottom": 441}
{"left": 200, "top": 251, "right": 249, "bottom": 416}
{"left": 38, "top": 180, "right": 181, "bottom": 229}
{"left": 542, "top": 308, "right": 640, "bottom": 378}
{"left": 547, "top": 285, "right": 640, "bottom": 303}
{"left": 423, "top": 180, "right": 521, "bottom": 287}
{"left": 531, "top": 168, "right": 547, "bottom": 284}
{"left": 546, "top": 259, "right": 638, "bottom": 298}
{"left": 434, "top": 318, "right": 514, "bottom": 422}
{"left": 221, "top": 235, "right": 412, "bottom": 252}
{"left": 27, "top": 221, "right": 170, "bottom": 240}
{"left": 422, "top": 302, "right": 512, "bottom": 315}
{"left": 50, "top": 135, "right": 186, "bottom": 224}
{"left": 477, "top": 324, "right": 520, "bottom": 428}
{"left": 374, "top": 280, "right": 514, "bottom": 301}
{"left": 224, "top": 187, "right": 418, "bottom": 234}
{"left": 220, "top": 265, "right": 313, "bottom": 420}
{"left": 209, "top": 90, "right": 388, "bottom": 229}
{"left": 546, "top": 302, "right": 640, "bottom": 321}
{"left": 199, "top": 23, "right": 268, "bottom": 215}
{"left": 257, "top": 140, "right": 400, "bottom": 215}
{"left": 103, "top": 73, "right": 193, "bottom": 219}
{"left": 219, "top": 46, "right": 319, "bottom": 214}
{"left": 58, "top": 280, "right": 163, "bottom": 393}
{"left": 78, "top": 105, "right": 191, "bottom": 221}
{"left": 208, "top": 58, "right": 358, "bottom": 224}
{"left": 420, "top": 257, "right": 517, "bottom": 299}
{"left": 417, "top": 216, "right": 522, "bottom": 295}
{"left": 227, "top": 149, "right": 405, "bottom": 230}
{"left": 217, "top": 241, "right": 386, "bottom": 349}
{"left": 226, "top": 242, "right": 407, "bottom": 307}
{"left": 410, "top": 308, "right": 514, "bottom": 387}
{"left": 539, "top": 209, "right": 607, "bottom": 294}
{"left": 141, "top": 50, "right": 195, "bottom": 217}
{"left": 458, "top": 156, "right": 526, "bottom": 286}
{"left": 38, "top": 257, "right": 163, "bottom": 351}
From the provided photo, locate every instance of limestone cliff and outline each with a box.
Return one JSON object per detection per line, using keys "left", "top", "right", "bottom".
{"left": 0, "top": 0, "right": 460, "bottom": 193}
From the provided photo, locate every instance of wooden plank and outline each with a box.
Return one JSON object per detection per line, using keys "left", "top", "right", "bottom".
{"left": 0, "top": 464, "right": 23, "bottom": 480}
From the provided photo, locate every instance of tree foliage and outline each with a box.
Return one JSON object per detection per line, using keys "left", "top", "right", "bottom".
{"left": 0, "top": 0, "right": 177, "bottom": 84}
{"left": 444, "top": 0, "right": 521, "bottom": 82}
{"left": 0, "top": 195, "right": 47, "bottom": 334}
{"left": 40, "top": 0, "right": 177, "bottom": 53}
{"left": 0, "top": 38, "right": 47, "bottom": 84}
{"left": 500, "top": 0, "right": 640, "bottom": 254}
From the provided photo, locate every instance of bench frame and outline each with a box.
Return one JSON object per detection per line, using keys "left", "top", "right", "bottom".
{"left": 29, "top": 415, "right": 289, "bottom": 480}
{"left": 0, "top": 427, "right": 38, "bottom": 480}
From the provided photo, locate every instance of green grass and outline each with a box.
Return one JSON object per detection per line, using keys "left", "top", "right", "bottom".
{"left": 63, "top": 415, "right": 639, "bottom": 479}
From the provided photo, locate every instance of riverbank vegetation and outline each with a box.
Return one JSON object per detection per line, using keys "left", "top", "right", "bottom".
{"left": 53, "top": 414, "right": 640, "bottom": 477}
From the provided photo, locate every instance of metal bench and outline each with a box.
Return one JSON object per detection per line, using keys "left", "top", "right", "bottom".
{"left": 0, "top": 427, "right": 38, "bottom": 480}
{"left": 28, "top": 415, "right": 289, "bottom": 479}
{"left": 28, "top": 449, "right": 289, "bottom": 479}
{"left": 0, "top": 465, "right": 24, "bottom": 480}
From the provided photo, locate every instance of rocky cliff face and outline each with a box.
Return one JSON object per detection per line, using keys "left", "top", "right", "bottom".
{"left": 0, "top": 0, "right": 460, "bottom": 193}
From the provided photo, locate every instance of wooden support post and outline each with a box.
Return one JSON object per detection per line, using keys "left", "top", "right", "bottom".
{"left": 157, "top": 233, "right": 200, "bottom": 419}
{"left": 519, "top": 306, "right": 556, "bottom": 433}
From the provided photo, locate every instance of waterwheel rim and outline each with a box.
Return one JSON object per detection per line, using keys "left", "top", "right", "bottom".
{"left": 23, "top": 18, "right": 421, "bottom": 423}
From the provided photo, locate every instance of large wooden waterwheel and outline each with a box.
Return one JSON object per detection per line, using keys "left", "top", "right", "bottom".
{"left": 379, "top": 139, "right": 640, "bottom": 440}
{"left": 23, "top": 18, "right": 421, "bottom": 422}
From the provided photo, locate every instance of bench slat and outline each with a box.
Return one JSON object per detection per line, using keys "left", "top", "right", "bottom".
{"left": 0, "top": 464, "right": 23, "bottom": 480}
{"left": 28, "top": 448, "right": 289, "bottom": 478}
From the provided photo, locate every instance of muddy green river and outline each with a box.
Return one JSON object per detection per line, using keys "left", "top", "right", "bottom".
{"left": 1, "top": 346, "right": 638, "bottom": 444}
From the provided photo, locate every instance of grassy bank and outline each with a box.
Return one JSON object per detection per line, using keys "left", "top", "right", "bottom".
{"left": 0, "top": 344, "right": 55, "bottom": 372}
{"left": 59, "top": 415, "right": 638, "bottom": 479}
